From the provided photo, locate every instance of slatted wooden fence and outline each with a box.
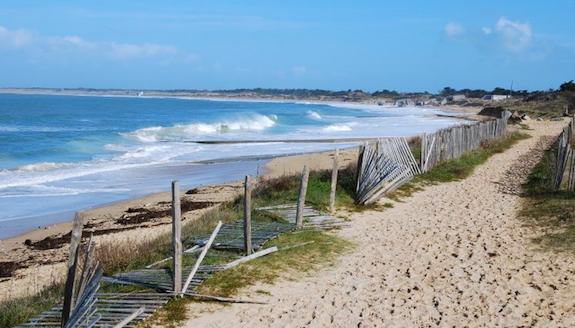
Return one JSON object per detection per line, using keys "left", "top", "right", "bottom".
{"left": 554, "top": 116, "right": 575, "bottom": 191}
{"left": 421, "top": 111, "right": 511, "bottom": 172}
{"left": 356, "top": 111, "right": 512, "bottom": 204}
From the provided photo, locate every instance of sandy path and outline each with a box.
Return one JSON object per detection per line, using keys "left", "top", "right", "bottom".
{"left": 184, "top": 120, "right": 575, "bottom": 327}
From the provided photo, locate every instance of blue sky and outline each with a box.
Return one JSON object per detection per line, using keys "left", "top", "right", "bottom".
{"left": 0, "top": 0, "right": 574, "bottom": 92}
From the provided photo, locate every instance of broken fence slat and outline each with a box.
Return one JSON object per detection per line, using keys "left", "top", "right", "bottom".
{"left": 112, "top": 307, "right": 145, "bottom": 328}
{"left": 181, "top": 221, "right": 223, "bottom": 294}
{"left": 223, "top": 246, "right": 278, "bottom": 270}
{"left": 184, "top": 293, "right": 268, "bottom": 305}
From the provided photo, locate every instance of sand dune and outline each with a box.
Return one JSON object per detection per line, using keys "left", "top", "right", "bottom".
{"left": 183, "top": 120, "right": 575, "bottom": 327}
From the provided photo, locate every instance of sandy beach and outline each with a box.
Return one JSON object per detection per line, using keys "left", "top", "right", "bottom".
{"left": 181, "top": 119, "right": 575, "bottom": 327}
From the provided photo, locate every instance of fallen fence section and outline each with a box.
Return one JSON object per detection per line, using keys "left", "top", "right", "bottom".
{"left": 256, "top": 204, "right": 348, "bottom": 230}
{"left": 355, "top": 137, "right": 420, "bottom": 205}
{"left": 554, "top": 116, "right": 575, "bottom": 191}
{"left": 18, "top": 293, "right": 172, "bottom": 328}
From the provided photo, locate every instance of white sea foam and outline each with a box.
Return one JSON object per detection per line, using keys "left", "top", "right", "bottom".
{"left": 0, "top": 184, "right": 128, "bottom": 198}
{"left": 0, "top": 125, "right": 100, "bottom": 132}
{"left": 16, "top": 162, "right": 73, "bottom": 172}
{"left": 306, "top": 110, "right": 322, "bottom": 120}
{"left": 322, "top": 123, "right": 353, "bottom": 132}
{"left": 124, "top": 114, "right": 277, "bottom": 142}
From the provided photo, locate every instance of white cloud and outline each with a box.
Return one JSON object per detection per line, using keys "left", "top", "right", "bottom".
{"left": 0, "top": 24, "right": 192, "bottom": 60}
{"left": 444, "top": 17, "right": 534, "bottom": 55}
{"left": 0, "top": 25, "right": 34, "bottom": 48}
{"left": 291, "top": 66, "right": 307, "bottom": 76}
{"left": 444, "top": 22, "right": 464, "bottom": 38}
{"left": 495, "top": 17, "right": 532, "bottom": 52}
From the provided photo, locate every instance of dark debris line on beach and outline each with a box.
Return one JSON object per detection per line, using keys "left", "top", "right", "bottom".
{"left": 17, "top": 204, "right": 345, "bottom": 327}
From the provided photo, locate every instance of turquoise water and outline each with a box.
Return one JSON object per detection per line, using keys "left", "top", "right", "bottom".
{"left": 0, "top": 93, "right": 457, "bottom": 238}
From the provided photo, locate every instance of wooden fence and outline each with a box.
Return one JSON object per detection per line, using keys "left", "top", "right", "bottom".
{"left": 420, "top": 111, "right": 511, "bottom": 172}
{"left": 356, "top": 111, "right": 511, "bottom": 205}
{"left": 554, "top": 116, "right": 575, "bottom": 191}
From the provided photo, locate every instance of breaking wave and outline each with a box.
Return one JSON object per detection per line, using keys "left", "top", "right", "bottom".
{"left": 322, "top": 123, "right": 353, "bottom": 132}
{"left": 124, "top": 114, "right": 277, "bottom": 142}
{"left": 306, "top": 110, "right": 322, "bottom": 120}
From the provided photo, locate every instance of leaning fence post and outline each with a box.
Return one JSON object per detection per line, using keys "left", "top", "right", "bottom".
{"left": 171, "top": 180, "right": 182, "bottom": 294}
{"left": 243, "top": 176, "right": 253, "bottom": 255}
{"left": 329, "top": 149, "right": 339, "bottom": 213}
{"left": 296, "top": 166, "right": 309, "bottom": 228}
{"left": 61, "top": 212, "right": 84, "bottom": 327}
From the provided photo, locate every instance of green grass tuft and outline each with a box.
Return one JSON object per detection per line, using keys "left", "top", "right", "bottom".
{"left": 197, "top": 230, "right": 353, "bottom": 297}
{"left": 0, "top": 283, "right": 64, "bottom": 328}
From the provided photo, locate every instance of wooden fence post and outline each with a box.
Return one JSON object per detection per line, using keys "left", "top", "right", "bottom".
{"left": 171, "top": 180, "right": 182, "bottom": 294}
{"left": 296, "top": 166, "right": 309, "bottom": 228}
{"left": 243, "top": 176, "right": 253, "bottom": 255}
{"left": 61, "top": 212, "right": 84, "bottom": 327}
{"left": 329, "top": 149, "right": 339, "bottom": 213}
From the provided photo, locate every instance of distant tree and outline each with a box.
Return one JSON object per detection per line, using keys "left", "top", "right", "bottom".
{"left": 491, "top": 87, "right": 509, "bottom": 95}
{"left": 560, "top": 80, "right": 575, "bottom": 92}
{"left": 372, "top": 89, "right": 399, "bottom": 97}
{"left": 440, "top": 87, "right": 457, "bottom": 96}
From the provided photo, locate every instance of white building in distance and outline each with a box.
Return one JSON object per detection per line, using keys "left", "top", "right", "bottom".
{"left": 482, "top": 95, "right": 510, "bottom": 101}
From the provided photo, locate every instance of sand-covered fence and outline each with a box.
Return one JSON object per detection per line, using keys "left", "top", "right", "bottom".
{"left": 355, "top": 111, "right": 511, "bottom": 205}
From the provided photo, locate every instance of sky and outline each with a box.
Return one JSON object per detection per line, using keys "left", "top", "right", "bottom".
{"left": 0, "top": 0, "right": 574, "bottom": 92}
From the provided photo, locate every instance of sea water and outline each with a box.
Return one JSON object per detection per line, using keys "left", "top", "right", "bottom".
{"left": 0, "top": 93, "right": 458, "bottom": 238}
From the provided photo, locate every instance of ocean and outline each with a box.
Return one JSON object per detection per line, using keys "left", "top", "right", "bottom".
{"left": 0, "top": 93, "right": 458, "bottom": 238}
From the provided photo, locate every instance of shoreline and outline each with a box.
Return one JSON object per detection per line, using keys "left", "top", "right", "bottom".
{"left": 0, "top": 147, "right": 358, "bottom": 301}
{"left": 1, "top": 146, "right": 359, "bottom": 245}
{"left": 0, "top": 146, "right": 360, "bottom": 243}
{"left": 0, "top": 92, "right": 475, "bottom": 241}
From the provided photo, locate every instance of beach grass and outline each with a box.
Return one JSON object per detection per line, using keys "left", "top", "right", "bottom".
{"left": 197, "top": 229, "right": 352, "bottom": 297}
{"left": 519, "top": 140, "right": 575, "bottom": 252}
{"left": 0, "top": 282, "right": 64, "bottom": 328}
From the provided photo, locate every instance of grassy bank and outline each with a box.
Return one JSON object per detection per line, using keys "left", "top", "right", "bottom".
{"left": 0, "top": 166, "right": 358, "bottom": 328}
{"left": 519, "top": 139, "right": 575, "bottom": 252}
{"left": 0, "top": 283, "right": 64, "bottom": 328}
{"left": 391, "top": 131, "right": 530, "bottom": 200}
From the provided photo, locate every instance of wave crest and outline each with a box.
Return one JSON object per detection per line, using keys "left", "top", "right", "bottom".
{"left": 322, "top": 123, "right": 353, "bottom": 132}
{"left": 125, "top": 114, "right": 277, "bottom": 142}
{"left": 306, "top": 110, "right": 322, "bottom": 120}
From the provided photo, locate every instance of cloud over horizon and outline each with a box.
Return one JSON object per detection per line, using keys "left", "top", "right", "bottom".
{"left": 445, "top": 17, "right": 534, "bottom": 55}
{"left": 0, "top": 24, "right": 194, "bottom": 61}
